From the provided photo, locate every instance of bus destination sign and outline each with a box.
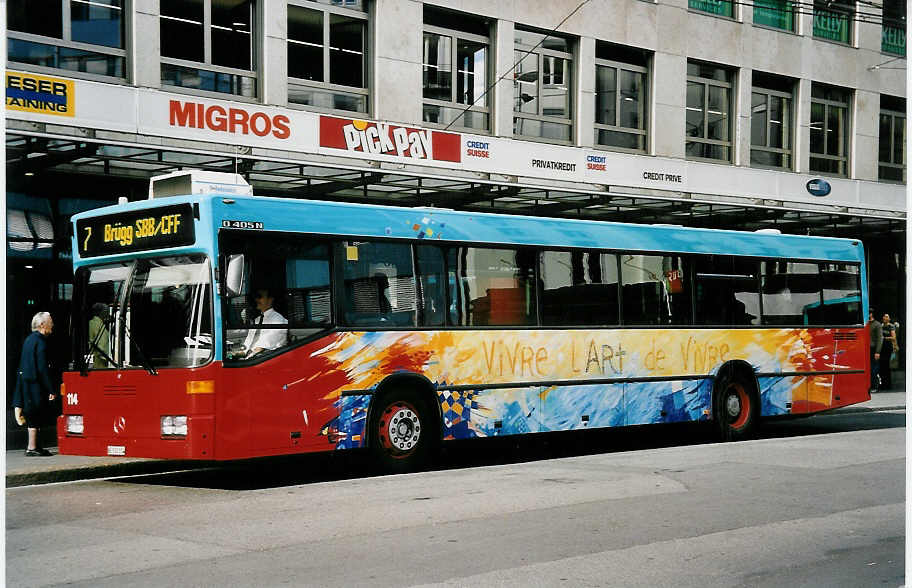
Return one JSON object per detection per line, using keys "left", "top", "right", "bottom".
{"left": 77, "top": 204, "right": 196, "bottom": 257}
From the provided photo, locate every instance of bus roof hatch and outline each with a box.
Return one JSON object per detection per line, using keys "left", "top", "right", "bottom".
{"left": 148, "top": 170, "right": 252, "bottom": 199}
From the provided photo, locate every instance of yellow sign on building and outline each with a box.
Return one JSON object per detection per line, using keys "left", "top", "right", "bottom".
{"left": 6, "top": 71, "right": 75, "bottom": 117}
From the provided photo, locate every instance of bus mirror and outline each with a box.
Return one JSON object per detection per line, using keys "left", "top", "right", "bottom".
{"left": 225, "top": 254, "right": 246, "bottom": 297}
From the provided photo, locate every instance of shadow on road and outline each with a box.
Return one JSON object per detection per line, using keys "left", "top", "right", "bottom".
{"left": 111, "top": 410, "right": 905, "bottom": 491}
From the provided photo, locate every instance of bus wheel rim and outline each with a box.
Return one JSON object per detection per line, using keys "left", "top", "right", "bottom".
{"left": 380, "top": 402, "right": 421, "bottom": 455}
{"left": 725, "top": 383, "right": 750, "bottom": 430}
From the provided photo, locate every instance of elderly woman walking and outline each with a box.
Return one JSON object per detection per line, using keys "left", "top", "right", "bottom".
{"left": 13, "top": 312, "right": 59, "bottom": 456}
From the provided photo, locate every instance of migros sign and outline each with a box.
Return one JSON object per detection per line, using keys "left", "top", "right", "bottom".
{"left": 168, "top": 99, "right": 291, "bottom": 139}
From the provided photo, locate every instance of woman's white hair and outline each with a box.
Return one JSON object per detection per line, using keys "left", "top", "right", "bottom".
{"left": 31, "top": 312, "right": 52, "bottom": 332}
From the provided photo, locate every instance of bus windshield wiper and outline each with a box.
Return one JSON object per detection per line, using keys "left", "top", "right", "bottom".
{"left": 122, "top": 322, "right": 158, "bottom": 376}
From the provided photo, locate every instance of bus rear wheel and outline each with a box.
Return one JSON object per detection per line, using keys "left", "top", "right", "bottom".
{"left": 370, "top": 389, "right": 435, "bottom": 472}
{"left": 714, "top": 371, "right": 757, "bottom": 441}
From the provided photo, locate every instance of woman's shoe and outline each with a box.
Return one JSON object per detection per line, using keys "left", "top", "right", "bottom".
{"left": 24, "top": 449, "right": 41, "bottom": 457}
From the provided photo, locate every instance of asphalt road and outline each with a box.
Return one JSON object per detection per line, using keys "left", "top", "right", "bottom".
{"left": 6, "top": 410, "right": 905, "bottom": 587}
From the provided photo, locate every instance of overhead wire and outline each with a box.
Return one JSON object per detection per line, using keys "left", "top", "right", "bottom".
{"left": 442, "top": 0, "right": 593, "bottom": 131}
{"left": 438, "top": 0, "right": 905, "bottom": 130}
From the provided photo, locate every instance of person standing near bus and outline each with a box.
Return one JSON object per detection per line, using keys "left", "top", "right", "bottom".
{"left": 13, "top": 312, "right": 58, "bottom": 456}
{"left": 869, "top": 310, "right": 883, "bottom": 391}
{"left": 880, "top": 312, "right": 897, "bottom": 389}
{"left": 240, "top": 288, "right": 288, "bottom": 358}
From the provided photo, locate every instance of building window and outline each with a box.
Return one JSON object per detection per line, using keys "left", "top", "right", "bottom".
{"left": 160, "top": 0, "right": 257, "bottom": 98}
{"left": 685, "top": 61, "right": 733, "bottom": 163}
{"left": 422, "top": 7, "right": 490, "bottom": 131}
{"left": 689, "top": 0, "right": 733, "bottom": 18}
{"left": 288, "top": 0, "right": 368, "bottom": 114}
{"left": 809, "top": 83, "right": 849, "bottom": 176}
{"left": 879, "top": 95, "right": 906, "bottom": 183}
{"left": 882, "top": 0, "right": 906, "bottom": 56}
{"left": 7, "top": 0, "right": 126, "bottom": 78}
{"left": 753, "top": 0, "right": 795, "bottom": 31}
{"left": 594, "top": 43, "right": 648, "bottom": 153}
{"left": 813, "top": 0, "right": 852, "bottom": 44}
{"left": 750, "top": 73, "right": 794, "bottom": 170}
{"left": 513, "top": 27, "right": 573, "bottom": 143}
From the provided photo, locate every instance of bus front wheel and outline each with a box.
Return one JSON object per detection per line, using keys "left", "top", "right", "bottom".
{"left": 370, "top": 389, "right": 435, "bottom": 472}
{"left": 714, "top": 371, "right": 758, "bottom": 441}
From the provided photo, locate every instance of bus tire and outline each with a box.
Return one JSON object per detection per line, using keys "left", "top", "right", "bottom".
{"left": 713, "top": 368, "right": 758, "bottom": 441}
{"left": 369, "top": 388, "right": 436, "bottom": 473}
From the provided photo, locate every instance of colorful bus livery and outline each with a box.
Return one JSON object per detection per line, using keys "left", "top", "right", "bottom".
{"left": 318, "top": 326, "right": 865, "bottom": 445}
{"left": 61, "top": 182, "right": 869, "bottom": 469}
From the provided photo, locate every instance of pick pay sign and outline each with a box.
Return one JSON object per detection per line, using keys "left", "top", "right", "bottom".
{"left": 319, "top": 116, "right": 461, "bottom": 163}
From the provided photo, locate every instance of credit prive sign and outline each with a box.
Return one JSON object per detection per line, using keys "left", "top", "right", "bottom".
{"left": 319, "top": 116, "right": 461, "bottom": 163}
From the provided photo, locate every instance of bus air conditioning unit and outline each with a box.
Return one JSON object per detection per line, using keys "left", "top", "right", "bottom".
{"left": 148, "top": 170, "right": 253, "bottom": 199}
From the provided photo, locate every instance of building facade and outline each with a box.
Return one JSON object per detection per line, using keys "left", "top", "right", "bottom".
{"left": 5, "top": 0, "right": 907, "bottom": 389}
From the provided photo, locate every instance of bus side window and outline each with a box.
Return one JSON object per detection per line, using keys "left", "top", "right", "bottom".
{"left": 694, "top": 256, "right": 760, "bottom": 326}
{"left": 341, "top": 241, "right": 416, "bottom": 327}
{"left": 819, "top": 263, "right": 862, "bottom": 325}
{"left": 285, "top": 243, "right": 332, "bottom": 338}
{"left": 448, "top": 246, "right": 536, "bottom": 326}
{"left": 761, "top": 261, "right": 821, "bottom": 326}
{"left": 621, "top": 254, "right": 665, "bottom": 325}
{"left": 416, "top": 245, "right": 446, "bottom": 327}
{"left": 540, "top": 250, "right": 619, "bottom": 326}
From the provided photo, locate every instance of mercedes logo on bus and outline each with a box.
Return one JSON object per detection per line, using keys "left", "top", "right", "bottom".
{"left": 806, "top": 178, "right": 832, "bottom": 197}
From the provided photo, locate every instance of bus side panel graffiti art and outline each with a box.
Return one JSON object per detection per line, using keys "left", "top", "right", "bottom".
{"left": 317, "top": 327, "right": 866, "bottom": 448}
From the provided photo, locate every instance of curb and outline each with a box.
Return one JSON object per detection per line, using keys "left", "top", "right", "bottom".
{"left": 6, "top": 405, "right": 904, "bottom": 487}
{"left": 831, "top": 404, "right": 905, "bottom": 415}
{"left": 6, "top": 459, "right": 204, "bottom": 488}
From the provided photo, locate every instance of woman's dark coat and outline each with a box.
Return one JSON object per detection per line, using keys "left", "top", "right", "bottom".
{"left": 14, "top": 331, "right": 54, "bottom": 423}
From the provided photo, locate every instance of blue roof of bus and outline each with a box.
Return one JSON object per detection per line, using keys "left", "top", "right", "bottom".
{"left": 71, "top": 193, "right": 864, "bottom": 263}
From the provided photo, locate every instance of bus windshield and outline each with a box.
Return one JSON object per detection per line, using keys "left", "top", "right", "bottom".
{"left": 76, "top": 255, "right": 213, "bottom": 370}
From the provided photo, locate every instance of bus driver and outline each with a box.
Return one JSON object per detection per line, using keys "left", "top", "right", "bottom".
{"left": 237, "top": 288, "right": 287, "bottom": 358}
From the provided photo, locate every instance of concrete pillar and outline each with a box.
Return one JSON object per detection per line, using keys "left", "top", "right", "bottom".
{"left": 492, "top": 19, "right": 515, "bottom": 138}
{"left": 734, "top": 66, "right": 752, "bottom": 167}
{"left": 261, "top": 0, "right": 287, "bottom": 107}
{"left": 372, "top": 0, "right": 422, "bottom": 123}
{"left": 853, "top": 89, "right": 880, "bottom": 181}
{"left": 854, "top": 2, "right": 882, "bottom": 51}
{"left": 576, "top": 36, "right": 596, "bottom": 148}
{"left": 133, "top": 0, "right": 160, "bottom": 88}
{"left": 651, "top": 51, "right": 686, "bottom": 159}
{"left": 794, "top": 77, "right": 811, "bottom": 173}
{"left": 796, "top": 0, "right": 813, "bottom": 37}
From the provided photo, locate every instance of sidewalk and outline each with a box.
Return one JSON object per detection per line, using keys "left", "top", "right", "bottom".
{"left": 5, "top": 386, "right": 906, "bottom": 488}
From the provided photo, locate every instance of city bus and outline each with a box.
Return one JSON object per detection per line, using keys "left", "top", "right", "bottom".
{"left": 59, "top": 173, "right": 870, "bottom": 471}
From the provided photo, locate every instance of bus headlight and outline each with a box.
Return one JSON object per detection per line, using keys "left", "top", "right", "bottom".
{"left": 66, "top": 415, "right": 84, "bottom": 435}
{"left": 161, "top": 415, "right": 188, "bottom": 438}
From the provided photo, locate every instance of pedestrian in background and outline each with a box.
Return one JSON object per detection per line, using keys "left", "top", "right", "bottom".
{"left": 869, "top": 310, "right": 882, "bottom": 391}
{"left": 880, "top": 312, "right": 897, "bottom": 390}
{"left": 13, "top": 312, "right": 58, "bottom": 456}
